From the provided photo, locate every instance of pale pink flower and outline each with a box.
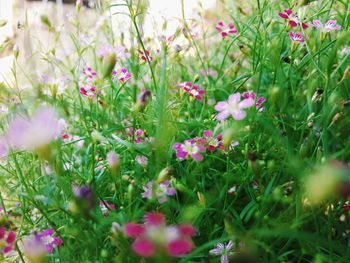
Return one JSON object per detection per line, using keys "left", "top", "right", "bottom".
{"left": 136, "top": 155, "right": 148, "bottom": 167}
{"left": 312, "top": 20, "right": 342, "bottom": 32}
{"left": 209, "top": 241, "right": 235, "bottom": 263}
{"left": 215, "top": 21, "right": 238, "bottom": 39}
{"left": 6, "top": 107, "right": 63, "bottom": 151}
{"left": 214, "top": 92, "right": 255, "bottom": 121}
{"left": 142, "top": 180, "right": 176, "bottom": 204}
{"left": 112, "top": 68, "right": 133, "bottom": 82}
{"left": 289, "top": 31, "right": 305, "bottom": 43}
{"left": 106, "top": 151, "right": 120, "bottom": 169}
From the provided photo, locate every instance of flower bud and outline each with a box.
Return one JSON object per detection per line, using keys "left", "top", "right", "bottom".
{"left": 102, "top": 53, "right": 117, "bottom": 78}
{"left": 107, "top": 151, "right": 120, "bottom": 176}
{"left": 76, "top": 0, "right": 83, "bottom": 13}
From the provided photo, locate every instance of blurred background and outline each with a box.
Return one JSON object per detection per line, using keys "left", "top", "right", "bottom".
{"left": 0, "top": 0, "right": 217, "bottom": 82}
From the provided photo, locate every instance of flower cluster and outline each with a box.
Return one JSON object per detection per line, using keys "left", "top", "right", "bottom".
{"left": 22, "top": 229, "right": 62, "bottom": 260}
{"left": 178, "top": 82, "right": 205, "bottom": 101}
{"left": 80, "top": 67, "right": 98, "bottom": 98}
{"left": 112, "top": 68, "right": 132, "bottom": 82}
{"left": 123, "top": 212, "right": 195, "bottom": 257}
{"left": 138, "top": 49, "right": 153, "bottom": 62}
{"left": 142, "top": 180, "right": 176, "bottom": 204}
{"left": 215, "top": 21, "right": 238, "bottom": 39}
{"left": 279, "top": 8, "right": 342, "bottom": 44}
{"left": 0, "top": 227, "right": 16, "bottom": 255}
{"left": 312, "top": 20, "right": 342, "bottom": 32}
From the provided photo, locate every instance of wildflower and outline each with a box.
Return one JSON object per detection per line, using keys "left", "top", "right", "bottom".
{"left": 136, "top": 155, "right": 148, "bottom": 167}
{"left": 82, "top": 67, "right": 97, "bottom": 79}
{"left": 215, "top": 21, "right": 238, "bottom": 39}
{"left": 178, "top": 82, "right": 205, "bottom": 101}
{"left": 209, "top": 241, "right": 235, "bottom": 263}
{"left": 214, "top": 92, "right": 255, "bottom": 121}
{"left": 0, "top": 227, "right": 16, "bottom": 255}
{"left": 142, "top": 180, "right": 176, "bottom": 203}
{"left": 344, "top": 202, "right": 350, "bottom": 212}
{"left": 138, "top": 49, "right": 153, "bottom": 62}
{"left": 243, "top": 92, "right": 265, "bottom": 112}
{"left": 173, "top": 139, "right": 206, "bottom": 161}
{"left": 5, "top": 107, "right": 63, "bottom": 151}
{"left": 203, "top": 130, "right": 223, "bottom": 152}
{"left": 34, "top": 229, "right": 62, "bottom": 253}
{"left": 72, "top": 185, "right": 97, "bottom": 214}
{"left": 289, "top": 31, "right": 305, "bottom": 43}
{"left": 107, "top": 151, "right": 120, "bottom": 169}
{"left": 99, "top": 201, "right": 116, "bottom": 217}
{"left": 312, "top": 20, "right": 342, "bottom": 32}
{"left": 112, "top": 68, "right": 133, "bottom": 82}
{"left": 123, "top": 212, "right": 194, "bottom": 257}
{"left": 278, "top": 9, "right": 308, "bottom": 29}
{"left": 134, "top": 90, "right": 152, "bottom": 111}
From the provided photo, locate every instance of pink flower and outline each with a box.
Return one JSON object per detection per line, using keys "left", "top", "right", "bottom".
{"left": 214, "top": 92, "right": 255, "bottom": 121}
{"left": 112, "top": 68, "right": 133, "bottom": 82}
{"left": 142, "top": 180, "right": 176, "bottom": 204}
{"left": 215, "top": 21, "right": 238, "bottom": 39}
{"left": 80, "top": 67, "right": 98, "bottom": 98}
{"left": 125, "top": 223, "right": 145, "bottom": 237}
{"left": 178, "top": 82, "right": 205, "bottom": 101}
{"left": 138, "top": 49, "right": 153, "bottom": 62}
{"left": 173, "top": 139, "right": 206, "bottom": 161}
{"left": 5, "top": 107, "right": 63, "bottom": 151}
{"left": 23, "top": 229, "right": 62, "bottom": 257}
{"left": 106, "top": 151, "right": 120, "bottom": 169}
{"left": 289, "top": 31, "right": 305, "bottom": 43}
{"left": 166, "top": 239, "right": 193, "bottom": 256}
{"left": 312, "top": 20, "right": 342, "bottom": 32}
{"left": 0, "top": 227, "right": 16, "bottom": 255}
{"left": 278, "top": 9, "right": 308, "bottom": 29}
{"left": 135, "top": 155, "right": 148, "bottom": 167}
{"left": 202, "top": 130, "right": 223, "bottom": 152}
{"left": 243, "top": 92, "right": 266, "bottom": 112}
{"left": 123, "top": 212, "right": 194, "bottom": 258}
{"left": 132, "top": 239, "right": 155, "bottom": 257}
{"left": 82, "top": 67, "right": 97, "bottom": 79}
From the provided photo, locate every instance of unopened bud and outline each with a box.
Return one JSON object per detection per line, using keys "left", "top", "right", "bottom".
{"left": 102, "top": 53, "right": 117, "bottom": 78}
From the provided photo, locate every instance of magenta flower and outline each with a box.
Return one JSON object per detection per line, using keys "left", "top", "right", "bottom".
{"left": 312, "top": 20, "right": 342, "bottom": 32}
{"left": 80, "top": 86, "right": 96, "bottom": 97}
{"left": 23, "top": 229, "right": 62, "bottom": 258}
{"left": 112, "top": 68, "right": 133, "bottom": 82}
{"left": 214, "top": 92, "right": 255, "bottom": 121}
{"left": 178, "top": 82, "right": 205, "bottom": 101}
{"left": 278, "top": 9, "right": 308, "bottom": 29}
{"left": 123, "top": 212, "right": 194, "bottom": 258}
{"left": 5, "top": 107, "right": 63, "bottom": 151}
{"left": 215, "top": 21, "right": 238, "bottom": 39}
{"left": 0, "top": 227, "right": 16, "bottom": 255}
{"left": 142, "top": 180, "right": 176, "bottom": 204}
{"left": 243, "top": 92, "right": 265, "bottom": 112}
{"left": 173, "top": 139, "right": 206, "bottom": 161}
{"left": 82, "top": 67, "right": 97, "bottom": 79}
{"left": 289, "top": 31, "right": 305, "bottom": 43}
{"left": 202, "top": 130, "right": 223, "bottom": 152}
{"left": 209, "top": 241, "right": 235, "bottom": 263}
{"left": 138, "top": 49, "right": 153, "bottom": 62}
